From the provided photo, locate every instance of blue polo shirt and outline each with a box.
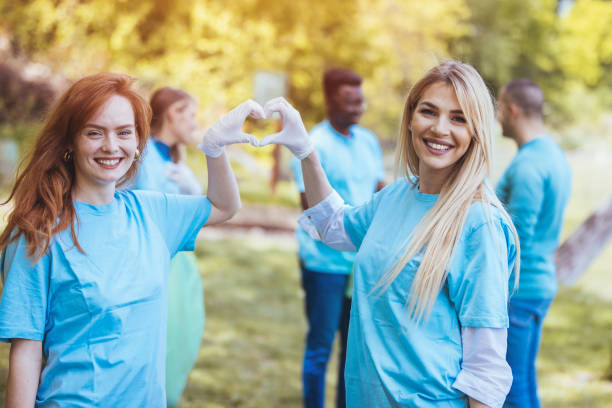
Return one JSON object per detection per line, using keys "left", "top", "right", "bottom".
{"left": 496, "top": 135, "right": 572, "bottom": 299}
{"left": 290, "top": 120, "right": 385, "bottom": 274}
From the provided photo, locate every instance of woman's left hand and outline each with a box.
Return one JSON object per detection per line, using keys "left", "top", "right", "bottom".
{"left": 198, "top": 99, "right": 265, "bottom": 158}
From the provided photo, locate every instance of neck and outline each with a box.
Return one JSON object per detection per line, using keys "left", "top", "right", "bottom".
{"left": 155, "top": 124, "right": 178, "bottom": 147}
{"left": 418, "top": 165, "right": 451, "bottom": 194}
{"left": 328, "top": 118, "right": 351, "bottom": 137}
{"left": 72, "top": 178, "right": 116, "bottom": 205}
{"left": 513, "top": 119, "right": 545, "bottom": 147}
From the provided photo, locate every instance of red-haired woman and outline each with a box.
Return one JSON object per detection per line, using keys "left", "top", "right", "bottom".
{"left": 0, "top": 73, "right": 262, "bottom": 407}
{"left": 131, "top": 87, "right": 205, "bottom": 407}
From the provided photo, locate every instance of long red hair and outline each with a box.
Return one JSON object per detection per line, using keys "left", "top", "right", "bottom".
{"left": 0, "top": 73, "right": 152, "bottom": 262}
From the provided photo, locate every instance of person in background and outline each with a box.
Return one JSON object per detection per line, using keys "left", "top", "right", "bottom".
{"left": 0, "top": 72, "right": 260, "bottom": 407}
{"left": 289, "top": 68, "right": 385, "bottom": 408}
{"left": 496, "top": 78, "right": 572, "bottom": 408}
{"left": 130, "top": 87, "right": 205, "bottom": 407}
{"left": 259, "top": 60, "right": 519, "bottom": 407}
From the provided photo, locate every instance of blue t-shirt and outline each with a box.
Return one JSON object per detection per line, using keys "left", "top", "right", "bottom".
{"left": 343, "top": 179, "right": 516, "bottom": 407}
{"left": 290, "top": 120, "right": 385, "bottom": 274}
{"left": 131, "top": 139, "right": 181, "bottom": 194}
{"left": 0, "top": 190, "right": 211, "bottom": 407}
{"left": 496, "top": 136, "right": 571, "bottom": 299}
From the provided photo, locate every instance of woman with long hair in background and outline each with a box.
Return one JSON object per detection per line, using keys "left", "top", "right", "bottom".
{"left": 0, "top": 73, "right": 260, "bottom": 407}
{"left": 258, "top": 61, "right": 520, "bottom": 407}
{"left": 130, "top": 86, "right": 206, "bottom": 407}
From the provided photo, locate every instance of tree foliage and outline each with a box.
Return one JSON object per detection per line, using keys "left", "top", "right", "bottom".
{"left": 0, "top": 0, "right": 610, "bottom": 140}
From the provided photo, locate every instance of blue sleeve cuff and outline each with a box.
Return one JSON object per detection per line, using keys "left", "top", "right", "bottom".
{"left": 179, "top": 197, "right": 212, "bottom": 253}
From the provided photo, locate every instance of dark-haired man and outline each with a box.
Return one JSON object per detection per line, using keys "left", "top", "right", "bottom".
{"left": 496, "top": 79, "right": 572, "bottom": 408}
{"left": 290, "top": 68, "right": 385, "bottom": 408}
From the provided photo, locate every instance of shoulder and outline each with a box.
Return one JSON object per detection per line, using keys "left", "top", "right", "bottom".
{"left": 505, "top": 149, "right": 545, "bottom": 182}
{"left": 354, "top": 125, "right": 377, "bottom": 138}
{"left": 309, "top": 121, "right": 330, "bottom": 139}
{"left": 116, "top": 189, "right": 166, "bottom": 209}
{"left": 375, "top": 178, "right": 413, "bottom": 201}
{"left": 353, "top": 125, "right": 380, "bottom": 144}
{"left": 464, "top": 200, "right": 514, "bottom": 241}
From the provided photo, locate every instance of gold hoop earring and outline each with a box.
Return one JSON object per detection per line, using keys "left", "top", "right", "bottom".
{"left": 134, "top": 149, "right": 140, "bottom": 160}
{"left": 63, "top": 150, "right": 72, "bottom": 162}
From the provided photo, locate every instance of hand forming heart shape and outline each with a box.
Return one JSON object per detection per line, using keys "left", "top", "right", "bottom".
{"left": 198, "top": 98, "right": 314, "bottom": 160}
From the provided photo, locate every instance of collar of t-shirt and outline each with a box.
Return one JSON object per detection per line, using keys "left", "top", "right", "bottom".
{"left": 153, "top": 139, "right": 172, "bottom": 161}
{"left": 325, "top": 120, "right": 355, "bottom": 141}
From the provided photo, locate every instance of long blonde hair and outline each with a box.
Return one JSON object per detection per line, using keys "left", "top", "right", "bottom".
{"left": 374, "top": 61, "right": 520, "bottom": 321}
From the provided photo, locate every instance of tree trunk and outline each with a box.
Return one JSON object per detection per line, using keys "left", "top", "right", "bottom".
{"left": 555, "top": 195, "right": 612, "bottom": 284}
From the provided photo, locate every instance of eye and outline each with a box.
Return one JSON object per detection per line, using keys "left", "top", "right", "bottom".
{"left": 118, "top": 129, "right": 133, "bottom": 137}
{"left": 452, "top": 115, "right": 467, "bottom": 124}
{"left": 419, "top": 108, "right": 435, "bottom": 116}
{"left": 86, "top": 130, "right": 103, "bottom": 137}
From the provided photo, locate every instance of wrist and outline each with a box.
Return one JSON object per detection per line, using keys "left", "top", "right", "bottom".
{"left": 197, "top": 140, "right": 224, "bottom": 158}
{"left": 300, "top": 148, "right": 317, "bottom": 162}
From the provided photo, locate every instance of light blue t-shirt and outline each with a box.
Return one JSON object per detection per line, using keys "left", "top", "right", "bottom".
{"left": 290, "top": 120, "right": 385, "bottom": 274}
{"left": 496, "top": 136, "right": 571, "bottom": 299}
{"left": 0, "top": 190, "right": 211, "bottom": 407}
{"left": 343, "top": 179, "right": 516, "bottom": 407}
{"left": 131, "top": 139, "right": 181, "bottom": 194}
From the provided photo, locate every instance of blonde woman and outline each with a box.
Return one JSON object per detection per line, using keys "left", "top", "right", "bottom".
{"left": 258, "top": 61, "right": 519, "bottom": 407}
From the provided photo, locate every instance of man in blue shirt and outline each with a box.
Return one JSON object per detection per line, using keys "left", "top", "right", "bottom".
{"left": 290, "top": 68, "right": 385, "bottom": 408}
{"left": 496, "top": 79, "right": 572, "bottom": 408}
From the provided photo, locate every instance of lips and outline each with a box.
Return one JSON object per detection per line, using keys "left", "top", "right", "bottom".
{"left": 423, "top": 138, "right": 453, "bottom": 155}
{"left": 94, "top": 157, "right": 123, "bottom": 169}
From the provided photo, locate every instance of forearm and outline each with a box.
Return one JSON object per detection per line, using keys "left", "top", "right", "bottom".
{"left": 469, "top": 397, "right": 490, "bottom": 408}
{"left": 205, "top": 152, "right": 241, "bottom": 219}
{"left": 7, "top": 339, "right": 42, "bottom": 408}
{"left": 301, "top": 150, "right": 333, "bottom": 209}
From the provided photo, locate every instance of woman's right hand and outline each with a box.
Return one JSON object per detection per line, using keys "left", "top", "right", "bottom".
{"left": 257, "top": 97, "right": 314, "bottom": 160}
{"left": 198, "top": 99, "right": 265, "bottom": 158}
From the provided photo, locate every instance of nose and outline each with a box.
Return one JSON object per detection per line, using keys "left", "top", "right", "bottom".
{"left": 432, "top": 115, "right": 452, "bottom": 136}
{"left": 102, "top": 134, "right": 119, "bottom": 152}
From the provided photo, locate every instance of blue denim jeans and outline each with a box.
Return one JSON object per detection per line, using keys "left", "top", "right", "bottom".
{"left": 504, "top": 297, "right": 553, "bottom": 408}
{"left": 300, "top": 262, "right": 351, "bottom": 408}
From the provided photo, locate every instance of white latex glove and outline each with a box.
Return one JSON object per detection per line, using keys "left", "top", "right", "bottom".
{"left": 198, "top": 99, "right": 265, "bottom": 158}
{"left": 257, "top": 97, "right": 314, "bottom": 160}
{"left": 166, "top": 161, "right": 204, "bottom": 195}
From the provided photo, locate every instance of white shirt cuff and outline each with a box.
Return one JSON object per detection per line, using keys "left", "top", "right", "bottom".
{"left": 453, "top": 327, "right": 512, "bottom": 408}
{"left": 298, "top": 191, "right": 356, "bottom": 252}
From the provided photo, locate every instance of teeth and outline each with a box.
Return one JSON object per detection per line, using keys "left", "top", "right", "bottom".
{"left": 426, "top": 141, "right": 450, "bottom": 151}
{"left": 97, "top": 159, "right": 120, "bottom": 166}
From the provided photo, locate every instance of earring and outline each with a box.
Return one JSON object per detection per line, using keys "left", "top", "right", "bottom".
{"left": 63, "top": 150, "right": 72, "bottom": 162}
{"left": 134, "top": 149, "right": 140, "bottom": 160}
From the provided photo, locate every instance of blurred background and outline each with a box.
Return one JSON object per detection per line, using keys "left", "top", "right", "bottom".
{"left": 0, "top": 0, "right": 610, "bottom": 407}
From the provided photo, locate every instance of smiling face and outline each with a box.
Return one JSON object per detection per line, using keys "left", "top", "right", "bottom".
{"left": 410, "top": 82, "right": 472, "bottom": 190}
{"left": 72, "top": 94, "right": 139, "bottom": 202}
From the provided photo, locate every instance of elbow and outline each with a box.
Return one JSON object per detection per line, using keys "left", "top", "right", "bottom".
{"left": 221, "top": 198, "right": 241, "bottom": 223}
{"left": 228, "top": 200, "right": 241, "bottom": 219}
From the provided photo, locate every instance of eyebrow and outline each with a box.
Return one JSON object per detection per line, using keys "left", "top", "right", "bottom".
{"left": 419, "top": 101, "right": 464, "bottom": 115}
{"left": 84, "top": 123, "right": 135, "bottom": 130}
